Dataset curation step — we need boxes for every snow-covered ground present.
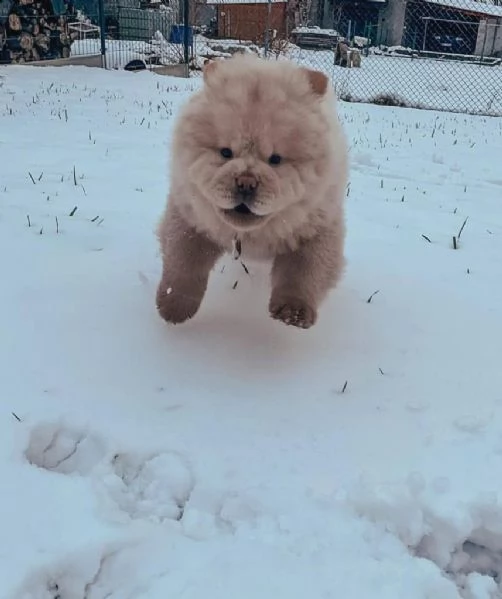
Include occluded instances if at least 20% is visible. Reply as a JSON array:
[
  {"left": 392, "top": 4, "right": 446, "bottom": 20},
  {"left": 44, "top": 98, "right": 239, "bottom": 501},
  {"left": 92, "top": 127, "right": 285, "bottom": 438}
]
[
  {"left": 71, "top": 34, "right": 186, "bottom": 70},
  {"left": 69, "top": 33, "right": 502, "bottom": 115},
  {"left": 1, "top": 64, "right": 502, "bottom": 599},
  {"left": 288, "top": 50, "right": 502, "bottom": 116}
]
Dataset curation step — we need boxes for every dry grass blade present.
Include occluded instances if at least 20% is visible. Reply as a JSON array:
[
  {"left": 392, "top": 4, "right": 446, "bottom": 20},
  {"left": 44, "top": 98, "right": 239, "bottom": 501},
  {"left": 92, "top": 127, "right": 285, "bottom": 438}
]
[
  {"left": 458, "top": 217, "right": 469, "bottom": 240},
  {"left": 367, "top": 290, "right": 380, "bottom": 304}
]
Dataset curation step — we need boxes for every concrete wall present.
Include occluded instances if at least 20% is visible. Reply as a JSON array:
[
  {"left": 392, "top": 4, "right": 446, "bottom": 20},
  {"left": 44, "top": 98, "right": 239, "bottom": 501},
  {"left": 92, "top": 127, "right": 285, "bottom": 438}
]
[
  {"left": 379, "top": 0, "right": 407, "bottom": 47},
  {"left": 29, "top": 54, "right": 104, "bottom": 67},
  {"left": 27, "top": 54, "right": 188, "bottom": 75}
]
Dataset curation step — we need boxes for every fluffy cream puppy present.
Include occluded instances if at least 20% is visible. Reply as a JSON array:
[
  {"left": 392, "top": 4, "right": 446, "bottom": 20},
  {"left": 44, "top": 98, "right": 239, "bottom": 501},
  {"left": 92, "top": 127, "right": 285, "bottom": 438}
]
[{"left": 156, "top": 54, "right": 348, "bottom": 329}]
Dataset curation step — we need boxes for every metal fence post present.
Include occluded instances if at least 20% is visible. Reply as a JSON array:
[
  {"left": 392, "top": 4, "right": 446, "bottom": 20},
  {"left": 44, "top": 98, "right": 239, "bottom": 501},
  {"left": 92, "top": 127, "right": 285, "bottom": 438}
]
[
  {"left": 183, "top": 0, "right": 190, "bottom": 76},
  {"left": 98, "top": 0, "right": 107, "bottom": 68},
  {"left": 264, "top": 0, "right": 271, "bottom": 58}
]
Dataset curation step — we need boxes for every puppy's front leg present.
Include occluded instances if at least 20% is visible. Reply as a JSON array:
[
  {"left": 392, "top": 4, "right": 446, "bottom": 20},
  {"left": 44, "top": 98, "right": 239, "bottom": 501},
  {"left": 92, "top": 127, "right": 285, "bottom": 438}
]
[
  {"left": 156, "top": 204, "right": 223, "bottom": 324},
  {"left": 269, "top": 223, "right": 345, "bottom": 329}
]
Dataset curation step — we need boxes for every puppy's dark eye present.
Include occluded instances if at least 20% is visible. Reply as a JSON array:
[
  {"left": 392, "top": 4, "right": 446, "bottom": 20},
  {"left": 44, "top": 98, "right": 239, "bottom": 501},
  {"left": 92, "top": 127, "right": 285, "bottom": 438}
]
[
  {"left": 220, "top": 148, "right": 233, "bottom": 159},
  {"left": 268, "top": 154, "right": 282, "bottom": 166}
]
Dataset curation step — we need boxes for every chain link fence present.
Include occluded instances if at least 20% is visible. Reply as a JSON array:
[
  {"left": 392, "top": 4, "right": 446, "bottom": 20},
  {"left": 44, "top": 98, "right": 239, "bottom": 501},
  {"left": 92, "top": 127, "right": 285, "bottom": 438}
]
[
  {"left": 0, "top": 0, "right": 190, "bottom": 71},
  {"left": 318, "top": 0, "right": 502, "bottom": 115},
  {"left": 1, "top": 0, "right": 501, "bottom": 115},
  {"left": 189, "top": 0, "right": 502, "bottom": 116}
]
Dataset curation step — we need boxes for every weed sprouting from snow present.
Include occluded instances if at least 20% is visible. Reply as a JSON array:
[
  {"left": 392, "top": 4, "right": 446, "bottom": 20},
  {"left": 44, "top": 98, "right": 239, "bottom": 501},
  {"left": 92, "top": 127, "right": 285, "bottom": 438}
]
[
  {"left": 452, "top": 217, "right": 469, "bottom": 250},
  {"left": 366, "top": 290, "right": 380, "bottom": 304},
  {"left": 458, "top": 217, "right": 469, "bottom": 240}
]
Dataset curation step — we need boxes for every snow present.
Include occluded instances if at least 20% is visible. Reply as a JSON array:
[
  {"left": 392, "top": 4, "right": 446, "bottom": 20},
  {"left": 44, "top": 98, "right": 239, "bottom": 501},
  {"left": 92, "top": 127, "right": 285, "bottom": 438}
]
[
  {"left": 291, "top": 26, "right": 341, "bottom": 36},
  {"left": 68, "top": 31, "right": 502, "bottom": 115},
  {"left": 71, "top": 34, "right": 186, "bottom": 70},
  {"left": 425, "top": 0, "right": 502, "bottom": 18},
  {"left": 286, "top": 50, "right": 502, "bottom": 115},
  {"left": 206, "top": 0, "right": 285, "bottom": 4},
  {"left": 1, "top": 63, "right": 502, "bottom": 599}
]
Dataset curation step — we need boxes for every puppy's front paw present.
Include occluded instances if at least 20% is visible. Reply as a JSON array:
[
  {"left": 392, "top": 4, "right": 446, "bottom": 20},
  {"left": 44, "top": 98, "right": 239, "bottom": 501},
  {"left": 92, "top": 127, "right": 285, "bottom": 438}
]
[
  {"left": 156, "top": 284, "right": 203, "bottom": 325},
  {"left": 269, "top": 297, "right": 317, "bottom": 329}
]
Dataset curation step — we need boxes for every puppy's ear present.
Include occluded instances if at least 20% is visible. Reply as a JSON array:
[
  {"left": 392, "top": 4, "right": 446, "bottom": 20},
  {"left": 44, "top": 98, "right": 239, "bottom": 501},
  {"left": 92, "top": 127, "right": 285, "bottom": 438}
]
[
  {"left": 302, "top": 68, "right": 329, "bottom": 97},
  {"left": 203, "top": 59, "right": 219, "bottom": 83}
]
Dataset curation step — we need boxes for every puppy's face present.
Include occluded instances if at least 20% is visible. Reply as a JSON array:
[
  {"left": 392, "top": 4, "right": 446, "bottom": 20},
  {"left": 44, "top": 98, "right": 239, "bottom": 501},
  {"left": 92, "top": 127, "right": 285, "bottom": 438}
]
[{"left": 177, "top": 57, "right": 334, "bottom": 231}]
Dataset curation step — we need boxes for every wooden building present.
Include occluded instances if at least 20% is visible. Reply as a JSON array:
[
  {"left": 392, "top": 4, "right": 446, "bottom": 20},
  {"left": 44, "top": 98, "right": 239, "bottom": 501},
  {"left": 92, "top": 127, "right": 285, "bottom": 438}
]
[{"left": 206, "top": 0, "right": 287, "bottom": 42}]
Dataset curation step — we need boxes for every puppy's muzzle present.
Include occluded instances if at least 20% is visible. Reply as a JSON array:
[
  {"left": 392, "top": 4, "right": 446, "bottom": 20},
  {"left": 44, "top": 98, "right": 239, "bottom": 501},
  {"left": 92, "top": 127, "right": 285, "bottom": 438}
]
[{"left": 235, "top": 174, "right": 259, "bottom": 205}]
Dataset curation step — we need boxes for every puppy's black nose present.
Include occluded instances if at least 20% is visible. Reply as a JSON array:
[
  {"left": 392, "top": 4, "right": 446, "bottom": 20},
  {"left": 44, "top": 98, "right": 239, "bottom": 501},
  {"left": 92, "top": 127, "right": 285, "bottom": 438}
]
[{"left": 235, "top": 174, "right": 258, "bottom": 198}]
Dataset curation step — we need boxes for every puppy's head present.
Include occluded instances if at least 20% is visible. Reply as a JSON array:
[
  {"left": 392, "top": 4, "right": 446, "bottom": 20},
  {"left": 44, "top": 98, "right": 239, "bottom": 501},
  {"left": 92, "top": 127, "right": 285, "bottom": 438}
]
[{"left": 176, "top": 55, "right": 336, "bottom": 231}]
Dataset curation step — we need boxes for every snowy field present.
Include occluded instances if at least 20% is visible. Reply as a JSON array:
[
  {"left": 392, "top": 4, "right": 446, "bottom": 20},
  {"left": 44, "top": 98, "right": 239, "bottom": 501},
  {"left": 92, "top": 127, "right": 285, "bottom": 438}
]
[
  {"left": 289, "top": 50, "right": 502, "bottom": 116},
  {"left": 1, "top": 64, "right": 502, "bottom": 599},
  {"left": 69, "top": 34, "right": 502, "bottom": 115}
]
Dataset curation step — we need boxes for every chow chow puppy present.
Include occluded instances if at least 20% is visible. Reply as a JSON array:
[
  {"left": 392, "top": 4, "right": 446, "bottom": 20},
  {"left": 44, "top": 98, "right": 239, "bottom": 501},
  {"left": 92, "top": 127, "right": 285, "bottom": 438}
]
[{"left": 156, "top": 54, "right": 348, "bottom": 329}]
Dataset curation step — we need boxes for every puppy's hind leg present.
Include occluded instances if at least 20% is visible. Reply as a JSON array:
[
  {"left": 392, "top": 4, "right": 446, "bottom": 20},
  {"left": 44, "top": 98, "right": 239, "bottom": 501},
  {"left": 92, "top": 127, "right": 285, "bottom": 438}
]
[
  {"left": 269, "top": 221, "right": 345, "bottom": 329},
  {"left": 156, "top": 203, "right": 223, "bottom": 325}
]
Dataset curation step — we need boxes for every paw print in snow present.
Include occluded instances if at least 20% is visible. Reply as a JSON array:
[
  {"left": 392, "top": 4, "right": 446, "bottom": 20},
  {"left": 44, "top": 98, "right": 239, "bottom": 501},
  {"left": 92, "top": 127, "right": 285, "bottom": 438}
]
[
  {"left": 105, "top": 451, "right": 194, "bottom": 522},
  {"left": 24, "top": 422, "right": 105, "bottom": 475}
]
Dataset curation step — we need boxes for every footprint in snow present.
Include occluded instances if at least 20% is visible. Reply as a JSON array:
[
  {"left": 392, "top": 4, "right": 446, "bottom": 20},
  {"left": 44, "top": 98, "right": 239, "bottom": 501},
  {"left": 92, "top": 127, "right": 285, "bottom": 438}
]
[
  {"left": 24, "top": 422, "right": 104, "bottom": 475},
  {"left": 103, "top": 451, "right": 194, "bottom": 523},
  {"left": 24, "top": 422, "right": 194, "bottom": 524}
]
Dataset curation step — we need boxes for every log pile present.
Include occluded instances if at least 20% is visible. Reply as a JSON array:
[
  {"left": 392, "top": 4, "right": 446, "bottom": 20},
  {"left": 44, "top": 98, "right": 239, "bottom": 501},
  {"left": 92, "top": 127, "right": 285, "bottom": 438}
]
[{"left": 1, "top": 0, "right": 78, "bottom": 64}]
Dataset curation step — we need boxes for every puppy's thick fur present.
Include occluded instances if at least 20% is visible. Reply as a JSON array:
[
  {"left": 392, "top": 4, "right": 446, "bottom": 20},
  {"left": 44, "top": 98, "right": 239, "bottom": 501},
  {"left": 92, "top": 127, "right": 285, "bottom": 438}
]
[{"left": 156, "top": 55, "right": 348, "bottom": 329}]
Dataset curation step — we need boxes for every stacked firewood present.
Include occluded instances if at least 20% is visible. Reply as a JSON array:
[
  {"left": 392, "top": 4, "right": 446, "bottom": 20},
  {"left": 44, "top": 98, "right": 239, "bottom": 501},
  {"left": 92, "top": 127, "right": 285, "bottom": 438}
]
[{"left": 1, "top": 0, "right": 77, "bottom": 64}]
